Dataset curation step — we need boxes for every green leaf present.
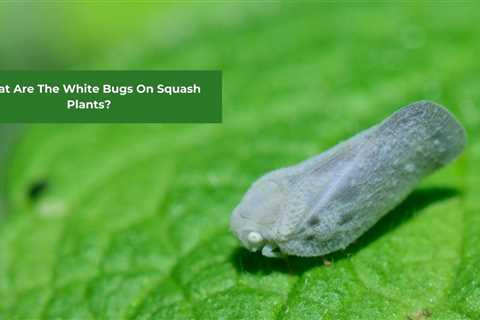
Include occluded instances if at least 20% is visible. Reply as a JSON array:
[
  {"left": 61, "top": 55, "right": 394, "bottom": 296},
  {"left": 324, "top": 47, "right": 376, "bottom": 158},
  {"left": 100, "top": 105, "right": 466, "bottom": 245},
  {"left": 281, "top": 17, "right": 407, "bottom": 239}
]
[{"left": 1, "top": 4, "right": 480, "bottom": 320}]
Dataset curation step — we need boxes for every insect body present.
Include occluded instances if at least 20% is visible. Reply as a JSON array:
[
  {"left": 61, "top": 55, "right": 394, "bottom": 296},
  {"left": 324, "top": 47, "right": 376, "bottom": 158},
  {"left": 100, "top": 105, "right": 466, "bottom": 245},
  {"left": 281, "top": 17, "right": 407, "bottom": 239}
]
[{"left": 230, "top": 101, "right": 466, "bottom": 257}]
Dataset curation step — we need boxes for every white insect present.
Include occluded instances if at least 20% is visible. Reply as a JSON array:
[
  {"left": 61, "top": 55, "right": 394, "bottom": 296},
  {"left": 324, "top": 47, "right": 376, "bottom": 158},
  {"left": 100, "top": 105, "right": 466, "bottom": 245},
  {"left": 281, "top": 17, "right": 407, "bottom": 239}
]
[{"left": 230, "top": 101, "right": 466, "bottom": 257}]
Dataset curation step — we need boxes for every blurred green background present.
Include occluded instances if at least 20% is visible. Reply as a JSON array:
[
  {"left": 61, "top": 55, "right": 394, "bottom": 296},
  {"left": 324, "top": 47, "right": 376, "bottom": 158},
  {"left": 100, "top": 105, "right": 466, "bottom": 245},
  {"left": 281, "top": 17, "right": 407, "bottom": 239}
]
[{"left": 0, "top": 3, "right": 479, "bottom": 319}]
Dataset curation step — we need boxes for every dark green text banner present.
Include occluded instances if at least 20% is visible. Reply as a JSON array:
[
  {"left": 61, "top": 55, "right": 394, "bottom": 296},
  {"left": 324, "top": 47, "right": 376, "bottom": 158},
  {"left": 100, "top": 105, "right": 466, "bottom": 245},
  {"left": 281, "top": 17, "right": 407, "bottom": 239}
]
[{"left": 0, "top": 71, "right": 222, "bottom": 123}]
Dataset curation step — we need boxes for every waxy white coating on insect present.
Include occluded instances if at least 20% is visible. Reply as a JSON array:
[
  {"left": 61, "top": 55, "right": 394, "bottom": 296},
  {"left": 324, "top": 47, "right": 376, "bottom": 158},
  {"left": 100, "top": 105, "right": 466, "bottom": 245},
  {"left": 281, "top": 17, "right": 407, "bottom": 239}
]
[{"left": 230, "top": 101, "right": 466, "bottom": 258}]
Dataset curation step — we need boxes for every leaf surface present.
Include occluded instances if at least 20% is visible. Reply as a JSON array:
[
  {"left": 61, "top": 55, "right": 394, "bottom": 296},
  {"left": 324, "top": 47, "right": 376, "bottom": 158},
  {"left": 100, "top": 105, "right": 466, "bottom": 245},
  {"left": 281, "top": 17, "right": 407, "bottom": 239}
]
[{"left": 1, "top": 4, "right": 479, "bottom": 320}]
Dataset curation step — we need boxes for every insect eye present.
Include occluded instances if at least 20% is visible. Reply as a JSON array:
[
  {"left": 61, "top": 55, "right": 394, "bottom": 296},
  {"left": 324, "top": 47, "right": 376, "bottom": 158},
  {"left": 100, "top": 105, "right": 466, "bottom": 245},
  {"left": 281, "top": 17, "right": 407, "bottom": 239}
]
[{"left": 247, "top": 231, "right": 263, "bottom": 244}]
